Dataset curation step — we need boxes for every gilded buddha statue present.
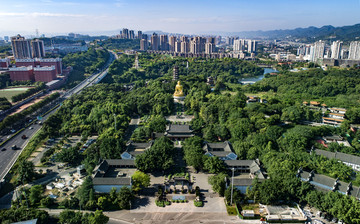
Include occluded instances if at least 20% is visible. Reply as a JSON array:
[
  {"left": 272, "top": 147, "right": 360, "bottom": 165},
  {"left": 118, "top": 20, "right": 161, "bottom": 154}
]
[{"left": 173, "top": 81, "right": 185, "bottom": 101}]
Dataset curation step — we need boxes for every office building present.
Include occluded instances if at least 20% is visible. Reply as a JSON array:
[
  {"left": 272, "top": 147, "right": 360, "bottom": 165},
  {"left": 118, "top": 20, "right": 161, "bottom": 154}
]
[
  {"left": 160, "top": 35, "right": 169, "bottom": 51},
  {"left": 31, "top": 39, "right": 45, "bottom": 58},
  {"left": 4, "top": 36, "right": 9, "bottom": 42},
  {"left": 140, "top": 39, "right": 148, "bottom": 51},
  {"left": 122, "top": 28, "right": 129, "bottom": 39},
  {"left": 137, "top": 31, "right": 142, "bottom": 39},
  {"left": 129, "top": 30, "right": 135, "bottom": 39},
  {"left": 180, "top": 36, "right": 188, "bottom": 42},
  {"left": 11, "top": 35, "right": 32, "bottom": 59},
  {"left": 349, "top": 41, "right": 360, "bottom": 60},
  {"left": 151, "top": 33, "right": 159, "bottom": 51},
  {"left": 169, "top": 36, "right": 176, "bottom": 52},
  {"left": 247, "top": 40, "right": 257, "bottom": 53}
]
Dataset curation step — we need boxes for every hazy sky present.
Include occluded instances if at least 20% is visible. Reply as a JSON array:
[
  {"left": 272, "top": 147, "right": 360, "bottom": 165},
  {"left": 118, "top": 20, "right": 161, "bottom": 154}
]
[{"left": 0, "top": 0, "right": 360, "bottom": 36}]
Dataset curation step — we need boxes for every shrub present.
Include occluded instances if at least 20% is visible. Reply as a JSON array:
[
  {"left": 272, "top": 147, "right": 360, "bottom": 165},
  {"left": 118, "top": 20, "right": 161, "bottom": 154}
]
[
  {"left": 155, "top": 200, "right": 165, "bottom": 207},
  {"left": 164, "top": 201, "right": 171, "bottom": 205},
  {"left": 194, "top": 200, "right": 203, "bottom": 207}
]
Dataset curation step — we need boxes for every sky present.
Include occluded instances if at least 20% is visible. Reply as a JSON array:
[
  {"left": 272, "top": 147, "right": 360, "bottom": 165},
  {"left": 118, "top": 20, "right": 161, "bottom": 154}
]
[{"left": 0, "top": 0, "right": 360, "bottom": 36}]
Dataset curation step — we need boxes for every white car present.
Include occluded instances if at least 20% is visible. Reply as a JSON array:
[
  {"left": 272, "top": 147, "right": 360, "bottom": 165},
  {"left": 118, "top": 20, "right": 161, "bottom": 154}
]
[{"left": 29, "top": 127, "right": 34, "bottom": 130}]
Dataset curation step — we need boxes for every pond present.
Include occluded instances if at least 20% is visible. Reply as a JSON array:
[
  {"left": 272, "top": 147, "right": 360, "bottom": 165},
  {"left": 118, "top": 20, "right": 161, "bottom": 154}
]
[{"left": 239, "top": 68, "right": 278, "bottom": 84}]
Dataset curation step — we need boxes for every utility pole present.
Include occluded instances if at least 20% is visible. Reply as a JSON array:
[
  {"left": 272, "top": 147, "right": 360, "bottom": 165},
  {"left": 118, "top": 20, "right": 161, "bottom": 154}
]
[
  {"left": 113, "top": 114, "right": 117, "bottom": 131},
  {"left": 230, "top": 167, "right": 234, "bottom": 205}
]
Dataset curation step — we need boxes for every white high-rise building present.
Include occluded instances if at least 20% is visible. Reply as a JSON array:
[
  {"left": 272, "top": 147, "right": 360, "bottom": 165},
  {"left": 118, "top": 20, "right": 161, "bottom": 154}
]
[
  {"left": 312, "top": 40, "right": 325, "bottom": 62},
  {"left": 330, "top": 41, "right": 343, "bottom": 59},
  {"left": 348, "top": 41, "right": 360, "bottom": 60},
  {"left": 247, "top": 40, "right": 257, "bottom": 53},
  {"left": 233, "top": 39, "right": 245, "bottom": 52}
]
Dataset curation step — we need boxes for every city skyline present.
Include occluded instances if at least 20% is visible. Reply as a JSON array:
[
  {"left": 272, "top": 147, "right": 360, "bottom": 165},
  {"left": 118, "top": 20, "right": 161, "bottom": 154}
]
[{"left": 0, "top": 0, "right": 360, "bottom": 36}]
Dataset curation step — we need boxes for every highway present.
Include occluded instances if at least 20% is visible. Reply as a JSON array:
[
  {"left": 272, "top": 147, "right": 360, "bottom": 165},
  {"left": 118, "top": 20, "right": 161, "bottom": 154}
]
[{"left": 0, "top": 50, "right": 117, "bottom": 182}]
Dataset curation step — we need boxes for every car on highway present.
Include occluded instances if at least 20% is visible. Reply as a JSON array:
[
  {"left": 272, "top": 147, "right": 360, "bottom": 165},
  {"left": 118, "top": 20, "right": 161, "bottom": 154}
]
[
  {"left": 1, "top": 148, "right": 6, "bottom": 151},
  {"left": 29, "top": 127, "right": 33, "bottom": 130},
  {"left": 10, "top": 129, "right": 16, "bottom": 133}
]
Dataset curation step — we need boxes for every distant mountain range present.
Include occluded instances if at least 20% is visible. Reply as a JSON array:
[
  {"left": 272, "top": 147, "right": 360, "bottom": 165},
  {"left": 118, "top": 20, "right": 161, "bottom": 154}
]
[{"left": 212, "top": 24, "right": 360, "bottom": 42}]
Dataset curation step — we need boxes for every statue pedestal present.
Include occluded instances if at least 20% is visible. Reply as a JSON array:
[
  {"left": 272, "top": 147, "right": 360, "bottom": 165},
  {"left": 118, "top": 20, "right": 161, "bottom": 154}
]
[{"left": 173, "top": 95, "right": 185, "bottom": 102}]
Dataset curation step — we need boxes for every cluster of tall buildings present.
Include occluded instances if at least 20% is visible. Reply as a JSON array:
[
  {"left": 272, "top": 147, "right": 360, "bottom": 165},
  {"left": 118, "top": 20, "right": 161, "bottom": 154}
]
[
  {"left": 120, "top": 28, "right": 146, "bottom": 40},
  {"left": 1, "top": 34, "right": 64, "bottom": 84},
  {"left": 141, "top": 33, "right": 217, "bottom": 54},
  {"left": 11, "top": 34, "right": 45, "bottom": 59},
  {"left": 233, "top": 39, "right": 257, "bottom": 53},
  {"left": 297, "top": 40, "right": 360, "bottom": 62}
]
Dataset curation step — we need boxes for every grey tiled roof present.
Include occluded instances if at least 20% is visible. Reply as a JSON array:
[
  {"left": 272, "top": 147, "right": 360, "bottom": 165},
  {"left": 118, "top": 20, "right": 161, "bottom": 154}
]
[
  {"left": 166, "top": 124, "right": 193, "bottom": 133},
  {"left": 315, "top": 149, "right": 360, "bottom": 166},
  {"left": 93, "top": 177, "right": 131, "bottom": 185}
]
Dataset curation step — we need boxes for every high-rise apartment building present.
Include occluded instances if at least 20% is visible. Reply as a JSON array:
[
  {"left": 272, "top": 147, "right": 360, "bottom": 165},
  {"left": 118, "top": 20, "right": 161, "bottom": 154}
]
[
  {"left": 233, "top": 39, "right": 245, "bottom": 52},
  {"left": 247, "top": 40, "right": 257, "bottom": 53},
  {"left": 312, "top": 40, "right": 325, "bottom": 61},
  {"left": 208, "top": 37, "right": 216, "bottom": 45},
  {"left": 160, "top": 35, "right": 169, "bottom": 51},
  {"left": 140, "top": 39, "right": 148, "bottom": 51},
  {"left": 349, "top": 41, "right": 360, "bottom": 60},
  {"left": 175, "top": 41, "right": 181, "bottom": 53},
  {"left": 330, "top": 41, "right": 343, "bottom": 59},
  {"left": 151, "top": 33, "right": 159, "bottom": 51},
  {"left": 122, "top": 28, "right": 129, "bottom": 39},
  {"left": 31, "top": 39, "right": 45, "bottom": 58},
  {"left": 142, "top": 34, "right": 148, "bottom": 41},
  {"left": 205, "top": 43, "right": 214, "bottom": 54},
  {"left": 11, "top": 35, "right": 32, "bottom": 59},
  {"left": 169, "top": 36, "right": 176, "bottom": 52},
  {"left": 226, "top": 37, "right": 235, "bottom": 45},
  {"left": 181, "top": 41, "right": 189, "bottom": 53},
  {"left": 129, "top": 30, "right": 135, "bottom": 39},
  {"left": 137, "top": 31, "right": 143, "bottom": 39}
]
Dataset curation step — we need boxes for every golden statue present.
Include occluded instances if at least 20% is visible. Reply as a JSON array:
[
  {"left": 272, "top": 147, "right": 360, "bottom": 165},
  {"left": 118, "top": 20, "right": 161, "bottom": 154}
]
[{"left": 173, "top": 81, "right": 185, "bottom": 100}]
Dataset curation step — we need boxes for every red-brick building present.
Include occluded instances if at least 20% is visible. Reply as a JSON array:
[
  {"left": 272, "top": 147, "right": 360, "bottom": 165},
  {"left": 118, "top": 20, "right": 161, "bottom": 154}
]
[
  {"left": 9, "top": 66, "right": 34, "bottom": 81},
  {"left": 39, "top": 58, "right": 62, "bottom": 75},
  {"left": 15, "top": 58, "right": 62, "bottom": 75},
  {"left": 0, "top": 58, "right": 10, "bottom": 69},
  {"left": 34, "top": 66, "right": 57, "bottom": 82},
  {"left": 15, "top": 58, "right": 36, "bottom": 67}
]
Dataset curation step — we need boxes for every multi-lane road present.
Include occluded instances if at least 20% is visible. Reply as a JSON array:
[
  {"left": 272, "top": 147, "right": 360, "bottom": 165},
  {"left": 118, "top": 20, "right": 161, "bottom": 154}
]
[{"left": 0, "top": 50, "right": 117, "bottom": 182}]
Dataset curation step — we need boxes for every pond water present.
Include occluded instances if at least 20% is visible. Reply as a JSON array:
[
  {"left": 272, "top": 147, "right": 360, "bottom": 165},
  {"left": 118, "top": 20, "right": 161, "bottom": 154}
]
[{"left": 239, "top": 68, "right": 278, "bottom": 84}]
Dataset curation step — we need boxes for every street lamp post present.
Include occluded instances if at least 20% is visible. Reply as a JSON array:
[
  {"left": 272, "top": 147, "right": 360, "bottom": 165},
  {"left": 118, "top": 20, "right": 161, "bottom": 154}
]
[
  {"left": 113, "top": 114, "right": 117, "bottom": 131},
  {"left": 230, "top": 167, "right": 235, "bottom": 205}
]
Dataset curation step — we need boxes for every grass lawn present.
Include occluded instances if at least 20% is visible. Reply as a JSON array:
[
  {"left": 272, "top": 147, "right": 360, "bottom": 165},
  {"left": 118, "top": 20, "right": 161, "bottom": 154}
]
[
  {"left": 0, "top": 87, "right": 33, "bottom": 101},
  {"left": 226, "top": 205, "right": 238, "bottom": 216}
]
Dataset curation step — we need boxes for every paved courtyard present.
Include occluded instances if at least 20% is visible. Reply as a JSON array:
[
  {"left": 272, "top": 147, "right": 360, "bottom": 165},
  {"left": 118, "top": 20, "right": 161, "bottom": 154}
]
[{"left": 131, "top": 196, "right": 226, "bottom": 213}]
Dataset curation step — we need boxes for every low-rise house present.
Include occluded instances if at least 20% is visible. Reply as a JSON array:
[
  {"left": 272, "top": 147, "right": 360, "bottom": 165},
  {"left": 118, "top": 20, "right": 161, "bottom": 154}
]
[
  {"left": 297, "top": 169, "right": 360, "bottom": 199},
  {"left": 121, "top": 141, "right": 153, "bottom": 160},
  {"left": 164, "top": 124, "right": 194, "bottom": 141},
  {"left": 329, "top": 107, "right": 347, "bottom": 114},
  {"left": 225, "top": 159, "right": 266, "bottom": 194},
  {"left": 247, "top": 96, "right": 260, "bottom": 103},
  {"left": 322, "top": 117, "right": 344, "bottom": 126},
  {"left": 203, "top": 141, "right": 237, "bottom": 160},
  {"left": 314, "top": 149, "right": 360, "bottom": 172},
  {"left": 92, "top": 159, "right": 135, "bottom": 193}
]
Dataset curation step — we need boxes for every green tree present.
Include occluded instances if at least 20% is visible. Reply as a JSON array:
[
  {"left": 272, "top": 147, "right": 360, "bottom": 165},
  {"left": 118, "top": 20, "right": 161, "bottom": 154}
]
[
  {"left": 132, "top": 171, "right": 150, "bottom": 192},
  {"left": 29, "top": 185, "right": 43, "bottom": 205},
  {"left": 18, "top": 161, "right": 35, "bottom": 183},
  {"left": 203, "top": 156, "right": 226, "bottom": 174},
  {"left": 87, "top": 210, "right": 109, "bottom": 224},
  {"left": 118, "top": 186, "right": 133, "bottom": 209},
  {"left": 77, "top": 176, "right": 93, "bottom": 207},
  {"left": 58, "top": 210, "right": 83, "bottom": 224},
  {"left": 208, "top": 173, "right": 228, "bottom": 196}
]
